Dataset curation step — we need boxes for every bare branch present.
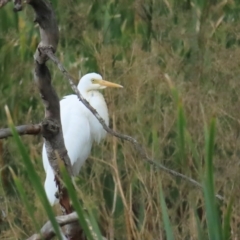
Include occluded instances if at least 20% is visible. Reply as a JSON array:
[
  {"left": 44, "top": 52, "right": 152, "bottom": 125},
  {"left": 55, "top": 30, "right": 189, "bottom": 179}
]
[
  {"left": 27, "top": 212, "right": 78, "bottom": 240},
  {"left": 28, "top": 0, "right": 73, "bottom": 188},
  {"left": 44, "top": 49, "right": 224, "bottom": 201},
  {"left": 0, "top": 124, "right": 41, "bottom": 139},
  {"left": 26, "top": 0, "right": 82, "bottom": 239},
  {"left": 34, "top": 62, "right": 73, "bottom": 178},
  {"left": 0, "top": 44, "right": 224, "bottom": 202},
  {"left": 28, "top": 211, "right": 107, "bottom": 240},
  {"left": 0, "top": 0, "right": 10, "bottom": 9},
  {"left": 28, "top": 0, "right": 59, "bottom": 63}
]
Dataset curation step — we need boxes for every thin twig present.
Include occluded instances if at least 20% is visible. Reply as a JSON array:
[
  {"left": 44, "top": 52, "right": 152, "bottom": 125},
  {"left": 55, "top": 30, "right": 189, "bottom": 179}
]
[
  {"left": 0, "top": 124, "right": 41, "bottom": 139},
  {"left": 0, "top": 47, "right": 224, "bottom": 201},
  {"left": 43, "top": 48, "right": 224, "bottom": 201}
]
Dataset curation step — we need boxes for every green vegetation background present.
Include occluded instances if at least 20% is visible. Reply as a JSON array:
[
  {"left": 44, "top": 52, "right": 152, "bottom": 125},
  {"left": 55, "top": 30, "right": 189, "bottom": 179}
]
[{"left": 0, "top": 0, "right": 240, "bottom": 239}]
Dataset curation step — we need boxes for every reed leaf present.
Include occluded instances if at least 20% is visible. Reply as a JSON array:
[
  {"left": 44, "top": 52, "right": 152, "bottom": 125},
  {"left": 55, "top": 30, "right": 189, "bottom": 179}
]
[{"left": 5, "top": 106, "right": 63, "bottom": 240}]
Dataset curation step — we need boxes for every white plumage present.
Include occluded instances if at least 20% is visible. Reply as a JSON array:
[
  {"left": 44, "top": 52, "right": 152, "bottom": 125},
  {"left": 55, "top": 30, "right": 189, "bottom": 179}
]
[{"left": 42, "top": 73, "right": 123, "bottom": 205}]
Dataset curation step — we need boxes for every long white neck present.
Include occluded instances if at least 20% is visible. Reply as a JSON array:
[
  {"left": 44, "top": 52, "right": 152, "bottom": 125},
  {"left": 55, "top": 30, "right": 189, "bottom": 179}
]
[
  {"left": 77, "top": 80, "right": 109, "bottom": 143},
  {"left": 87, "top": 91, "right": 109, "bottom": 143},
  {"left": 77, "top": 85, "right": 90, "bottom": 100}
]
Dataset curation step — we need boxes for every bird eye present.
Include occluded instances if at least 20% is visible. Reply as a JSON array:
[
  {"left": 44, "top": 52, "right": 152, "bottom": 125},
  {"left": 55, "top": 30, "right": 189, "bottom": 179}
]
[{"left": 91, "top": 79, "right": 95, "bottom": 83}]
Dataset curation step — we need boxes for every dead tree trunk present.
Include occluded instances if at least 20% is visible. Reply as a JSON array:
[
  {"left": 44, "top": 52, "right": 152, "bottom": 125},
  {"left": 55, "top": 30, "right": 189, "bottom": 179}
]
[{"left": 13, "top": 0, "right": 85, "bottom": 239}]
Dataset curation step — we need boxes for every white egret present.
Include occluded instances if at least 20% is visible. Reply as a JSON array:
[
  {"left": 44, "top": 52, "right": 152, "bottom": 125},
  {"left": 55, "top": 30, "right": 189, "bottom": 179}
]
[{"left": 42, "top": 73, "right": 123, "bottom": 205}]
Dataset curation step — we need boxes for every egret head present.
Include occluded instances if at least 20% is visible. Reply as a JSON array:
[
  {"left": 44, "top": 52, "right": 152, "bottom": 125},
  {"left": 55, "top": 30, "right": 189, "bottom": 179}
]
[{"left": 78, "top": 73, "right": 123, "bottom": 92}]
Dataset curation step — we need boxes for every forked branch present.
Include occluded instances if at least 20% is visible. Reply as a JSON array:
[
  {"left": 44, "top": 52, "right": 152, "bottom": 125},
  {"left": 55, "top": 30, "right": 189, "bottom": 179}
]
[
  {"left": 27, "top": 212, "right": 78, "bottom": 240},
  {"left": 0, "top": 55, "right": 224, "bottom": 203},
  {"left": 0, "top": 0, "right": 225, "bottom": 239},
  {"left": 13, "top": 0, "right": 82, "bottom": 239}
]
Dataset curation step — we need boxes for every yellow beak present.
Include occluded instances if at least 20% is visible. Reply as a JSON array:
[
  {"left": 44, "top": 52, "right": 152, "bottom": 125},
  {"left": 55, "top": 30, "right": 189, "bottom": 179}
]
[{"left": 94, "top": 79, "right": 123, "bottom": 88}]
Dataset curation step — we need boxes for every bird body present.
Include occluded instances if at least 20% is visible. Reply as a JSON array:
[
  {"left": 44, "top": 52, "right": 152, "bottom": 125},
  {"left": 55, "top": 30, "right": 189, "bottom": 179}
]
[{"left": 42, "top": 73, "right": 122, "bottom": 205}]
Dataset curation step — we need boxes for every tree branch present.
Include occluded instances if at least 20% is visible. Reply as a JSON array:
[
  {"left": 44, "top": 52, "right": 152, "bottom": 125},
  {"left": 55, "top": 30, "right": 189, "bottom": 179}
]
[
  {"left": 0, "top": 45, "right": 224, "bottom": 201},
  {"left": 0, "top": 0, "right": 10, "bottom": 9},
  {"left": 0, "top": 124, "right": 41, "bottom": 139},
  {"left": 27, "top": 211, "right": 107, "bottom": 240},
  {"left": 0, "top": 120, "right": 223, "bottom": 201},
  {"left": 44, "top": 49, "right": 224, "bottom": 201},
  {"left": 24, "top": 0, "right": 81, "bottom": 239},
  {"left": 27, "top": 212, "right": 78, "bottom": 240}
]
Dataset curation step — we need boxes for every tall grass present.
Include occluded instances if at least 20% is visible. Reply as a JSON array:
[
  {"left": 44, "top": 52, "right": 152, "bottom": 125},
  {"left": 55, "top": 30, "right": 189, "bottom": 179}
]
[
  {"left": 5, "top": 106, "right": 63, "bottom": 240},
  {"left": 0, "top": 0, "right": 240, "bottom": 239}
]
